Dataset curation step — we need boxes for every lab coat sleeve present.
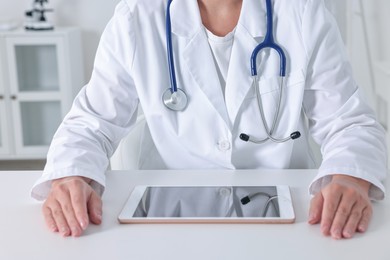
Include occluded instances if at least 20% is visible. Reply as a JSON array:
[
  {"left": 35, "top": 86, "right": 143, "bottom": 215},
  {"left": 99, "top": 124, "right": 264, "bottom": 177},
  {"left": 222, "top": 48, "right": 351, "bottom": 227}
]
[
  {"left": 31, "top": 1, "right": 138, "bottom": 200},
  {"left": 301, "top": 0, "right": 387, "bottom": 200}
]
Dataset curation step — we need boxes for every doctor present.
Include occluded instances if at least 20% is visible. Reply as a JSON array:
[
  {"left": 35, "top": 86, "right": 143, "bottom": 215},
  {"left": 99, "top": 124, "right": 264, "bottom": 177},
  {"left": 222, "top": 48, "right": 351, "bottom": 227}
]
[{"left": 31, "top": 0, "right": 387, "bottom": 239}]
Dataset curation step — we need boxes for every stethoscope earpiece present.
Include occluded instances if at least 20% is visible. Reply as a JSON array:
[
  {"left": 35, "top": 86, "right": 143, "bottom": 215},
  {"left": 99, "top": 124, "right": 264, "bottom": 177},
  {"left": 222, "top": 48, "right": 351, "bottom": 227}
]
[
  {"left": 290, "top": 131, "right": 301, "bottom": 140},
  {"left": 240, "top": 131, "right": 301, "bottom": 144}
]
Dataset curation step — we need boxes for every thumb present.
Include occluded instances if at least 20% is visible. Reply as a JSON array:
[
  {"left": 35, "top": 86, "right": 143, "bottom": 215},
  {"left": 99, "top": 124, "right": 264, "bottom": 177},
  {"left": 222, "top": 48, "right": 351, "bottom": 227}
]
[
  {"left": 308, "top": 192, "right": 324, "bottom": 225},
  {"left": 87, "top": 191, "right": 103, "bottom": 225}
]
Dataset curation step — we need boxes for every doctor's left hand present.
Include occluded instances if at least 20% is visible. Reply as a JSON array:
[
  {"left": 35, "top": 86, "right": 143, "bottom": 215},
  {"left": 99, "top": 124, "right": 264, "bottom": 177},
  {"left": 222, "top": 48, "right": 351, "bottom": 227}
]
[
  {"left": 308, "top": 174, "right": 372, "bottom": 240},
  {"left": 42, "top": 176, "right": 102, "bottom": 237}
]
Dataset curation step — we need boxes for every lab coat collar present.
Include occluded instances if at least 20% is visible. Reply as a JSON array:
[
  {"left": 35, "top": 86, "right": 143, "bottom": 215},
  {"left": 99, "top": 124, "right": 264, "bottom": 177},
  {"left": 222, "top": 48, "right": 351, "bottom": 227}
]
[
  {"left": 238, "top": 0, "right": 267, "bottom": 39},
  {"left": 171, "top": 0, "right": 266, "bottom": 39},
  {"left": 181, "top": 24, "right": 231, "bottom": 128},
  {"left": 170, "top": 0, "right": 202, "bottom": 38}
]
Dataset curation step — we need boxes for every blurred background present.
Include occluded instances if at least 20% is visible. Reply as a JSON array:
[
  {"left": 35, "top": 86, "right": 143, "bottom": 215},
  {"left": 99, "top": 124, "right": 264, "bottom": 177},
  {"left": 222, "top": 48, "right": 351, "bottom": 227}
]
[{"left": 0, "top": 0, "right": 388, "bottom": 170}]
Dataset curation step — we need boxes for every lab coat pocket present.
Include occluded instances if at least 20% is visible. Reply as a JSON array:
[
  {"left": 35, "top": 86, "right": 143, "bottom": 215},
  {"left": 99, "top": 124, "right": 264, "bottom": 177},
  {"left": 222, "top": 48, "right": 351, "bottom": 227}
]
[{"left": 244, "top": 69, "right": 306, "bottom": 138}]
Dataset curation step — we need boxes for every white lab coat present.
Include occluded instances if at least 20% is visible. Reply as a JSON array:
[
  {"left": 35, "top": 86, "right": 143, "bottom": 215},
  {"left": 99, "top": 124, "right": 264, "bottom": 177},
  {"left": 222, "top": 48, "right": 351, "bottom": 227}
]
[{"left": 31, "top": 0, "right": 387, "bottom": 200}]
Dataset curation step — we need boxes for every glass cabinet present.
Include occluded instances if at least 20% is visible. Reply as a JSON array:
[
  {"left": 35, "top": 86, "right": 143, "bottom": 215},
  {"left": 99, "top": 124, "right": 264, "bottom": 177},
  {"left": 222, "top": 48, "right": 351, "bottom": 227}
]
[{"left": 0, "top": 28, "right": 84, "bottom": 159}]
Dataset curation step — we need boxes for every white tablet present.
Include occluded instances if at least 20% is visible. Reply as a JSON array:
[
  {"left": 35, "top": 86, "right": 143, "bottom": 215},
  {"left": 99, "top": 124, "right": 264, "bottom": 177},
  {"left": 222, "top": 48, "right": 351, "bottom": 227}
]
[{"left": 118, "top": 185, "right": 295, "bottom": 224}]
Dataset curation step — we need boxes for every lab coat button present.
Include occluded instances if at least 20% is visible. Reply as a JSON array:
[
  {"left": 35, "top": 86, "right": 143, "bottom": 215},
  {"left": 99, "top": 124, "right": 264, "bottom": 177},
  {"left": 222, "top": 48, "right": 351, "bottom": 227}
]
[
  {"left": 219, "top": 188, "right": 231, "bottom": 197},
  {"left": 218, "top": 140, "right": 231, "bottom": 151}
]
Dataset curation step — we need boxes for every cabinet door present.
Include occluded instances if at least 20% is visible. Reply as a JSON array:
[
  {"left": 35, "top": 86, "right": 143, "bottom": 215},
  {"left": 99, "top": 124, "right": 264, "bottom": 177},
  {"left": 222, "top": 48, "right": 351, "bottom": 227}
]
[
  {"left": 0, "top": 92, "right": 11, "bottom": 155},
  {"left": 0, "top": 42, "right": 11, "bottom": 155},
  {"left": 6, "top": 36, "right": 67, "bottom": 155}
]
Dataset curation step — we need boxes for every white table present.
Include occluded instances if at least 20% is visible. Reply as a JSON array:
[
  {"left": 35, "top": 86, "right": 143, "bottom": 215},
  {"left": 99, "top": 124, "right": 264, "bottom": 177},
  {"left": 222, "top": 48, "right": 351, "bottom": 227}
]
[{"left": 0, "top": 170, "right": 389, "bottom": 260}]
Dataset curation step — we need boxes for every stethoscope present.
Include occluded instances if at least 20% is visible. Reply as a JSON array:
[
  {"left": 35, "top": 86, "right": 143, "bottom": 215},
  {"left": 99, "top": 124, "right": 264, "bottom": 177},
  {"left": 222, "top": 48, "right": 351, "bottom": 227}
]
[
  {"left": 163, "top": 0, "right": 300, "bottom": 143},
  {"left": 162, "top": 0, "right": 188, "bottom": 111},
  {"left": 241, "top": 192, "right": 280, "bottom": 217}
]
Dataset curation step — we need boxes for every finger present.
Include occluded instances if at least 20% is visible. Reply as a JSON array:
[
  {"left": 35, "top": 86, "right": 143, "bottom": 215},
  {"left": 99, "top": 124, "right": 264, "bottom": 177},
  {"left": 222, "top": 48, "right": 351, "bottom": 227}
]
[
  {"left": 321, "top": 189, "right": 342, "bottom": 236},
  {"left": 70, "top": 187, "right": 89, "bottom": 230},
  {"left": 57, "top": 191, "right": 83, "bottom": 237},
  {"left": 330, "top": 196, "right": 356, "bottom": 239},
  {"left": 308, "top": 192, "right": 324, "bottom": 224},
  {"left": 87, "top": 191, "right": 103, "bottom": 225},
  {"left": 50, "top": 201, "right": 71, "bottom": 237},
  {"left": 42, "top": 202, "right": 59, "bottom": 232},
  {"left": 357, "top": 206, "right": 373, "bottom": 233},
  {"left": 342, "top": 203, "right": 365, "bottom": 239}
]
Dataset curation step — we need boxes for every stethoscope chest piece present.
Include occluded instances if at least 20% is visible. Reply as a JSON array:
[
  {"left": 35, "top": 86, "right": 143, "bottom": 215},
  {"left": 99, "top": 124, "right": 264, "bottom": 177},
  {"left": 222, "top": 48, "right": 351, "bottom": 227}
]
[{"left": 162, "top": 88, "right": 188, "bottom": 111}]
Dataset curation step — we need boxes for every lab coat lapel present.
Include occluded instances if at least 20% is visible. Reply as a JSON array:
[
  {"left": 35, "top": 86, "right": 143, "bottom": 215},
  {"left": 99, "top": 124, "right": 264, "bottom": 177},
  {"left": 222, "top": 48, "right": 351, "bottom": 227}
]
[
  {"left": 225, "top": 0, "right": 267, "bottom": 125},
  {"left": 171, "top": 0, "right": 231, "bottom": 127}
]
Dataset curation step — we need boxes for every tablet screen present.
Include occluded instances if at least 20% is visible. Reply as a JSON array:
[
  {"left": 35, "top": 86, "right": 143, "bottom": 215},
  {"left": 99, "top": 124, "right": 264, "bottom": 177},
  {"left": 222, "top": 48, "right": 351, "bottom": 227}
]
[
  {"left": 133, "top": 186, "right": 279, "bottom": 218},
  {"left": 118, "top": 185, "right": 295, "bottom": 223}
]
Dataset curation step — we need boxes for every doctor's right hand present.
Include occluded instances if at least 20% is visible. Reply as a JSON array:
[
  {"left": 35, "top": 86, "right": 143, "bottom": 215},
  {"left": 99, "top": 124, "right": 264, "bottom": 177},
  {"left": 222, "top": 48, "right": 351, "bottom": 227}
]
[{"left": 42, "top": 176, "right": 102, "bottom": 237}]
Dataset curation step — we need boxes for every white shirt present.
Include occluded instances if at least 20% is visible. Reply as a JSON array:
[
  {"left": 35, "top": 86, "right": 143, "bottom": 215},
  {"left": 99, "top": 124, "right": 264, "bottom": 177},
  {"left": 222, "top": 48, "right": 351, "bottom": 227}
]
[{"left": 205, "top": 28, "right": 235, "bottom": 97}]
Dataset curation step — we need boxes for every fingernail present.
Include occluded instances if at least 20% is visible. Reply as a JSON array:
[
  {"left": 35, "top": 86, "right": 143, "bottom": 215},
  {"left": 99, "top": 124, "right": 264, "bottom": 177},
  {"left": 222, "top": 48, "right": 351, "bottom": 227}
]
[
  {"left": 308, "top": 213, "right": 316, "bottom": 222},
  {"left": 332, "top": 229, "right": 341, "bottom": 240},
  {"left": 358, "top": 225, "right": 366, "bottom": 233},
  {"left": 51, "top": 225, "right": 58, "bottom": 232},
  {"left": 321, "top": 225, "right": 330, "bottom": 235},
  {"left": 321, "top": 225, "right": 328, "bottom": 232},
  {"left": 61, "top": 227, "right": 69, "bottom": 236},
  {"left": 71, "top": 227, "right": 81, "bottom": 237},
  {"left": 343, "top": 230, "right": 352, "bottom": 238},
  {"left": 80, "top": 220, "right": 87, "bottom": 230}
]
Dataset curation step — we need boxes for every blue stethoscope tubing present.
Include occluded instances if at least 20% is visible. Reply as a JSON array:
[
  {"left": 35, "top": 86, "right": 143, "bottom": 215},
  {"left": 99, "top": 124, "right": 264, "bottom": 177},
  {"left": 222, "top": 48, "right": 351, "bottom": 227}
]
[
  {"left": 163, "top": 0, "right": 300, "bottom": 143},
  {"left": 250, "top": 0, "right": 286, "bottom": 77},
  {"left": 241, "top": 0, "right": 300, "bottom": 143},
  {"left": 162, "top": 0, "right": 188, "bottom": 111}
]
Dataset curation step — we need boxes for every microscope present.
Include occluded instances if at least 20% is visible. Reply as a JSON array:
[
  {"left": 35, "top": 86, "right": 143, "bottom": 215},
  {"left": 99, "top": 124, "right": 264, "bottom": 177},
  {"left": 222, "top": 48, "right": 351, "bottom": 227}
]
[{"left": 25, "top": 0, "right": 54, "bottom": 30}]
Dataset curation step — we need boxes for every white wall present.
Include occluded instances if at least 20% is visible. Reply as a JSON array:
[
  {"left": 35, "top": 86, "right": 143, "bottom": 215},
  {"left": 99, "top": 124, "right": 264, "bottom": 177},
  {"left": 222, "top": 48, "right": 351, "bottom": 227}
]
[
  {"left": 0, "top": 0, "right": 120, "bottom": 81},
  {"left": 346, "top": 0, "right": 389, "bottom": 109}
]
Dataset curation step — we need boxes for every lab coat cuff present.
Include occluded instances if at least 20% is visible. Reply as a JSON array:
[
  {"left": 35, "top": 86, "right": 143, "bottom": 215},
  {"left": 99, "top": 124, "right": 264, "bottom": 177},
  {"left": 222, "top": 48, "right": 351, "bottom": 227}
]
[
  {"left": 30, "top": 168, "right": 106, "bottom": 201},
  {"left": 309, "top": 167, "right": 386, "bottom": 201}
]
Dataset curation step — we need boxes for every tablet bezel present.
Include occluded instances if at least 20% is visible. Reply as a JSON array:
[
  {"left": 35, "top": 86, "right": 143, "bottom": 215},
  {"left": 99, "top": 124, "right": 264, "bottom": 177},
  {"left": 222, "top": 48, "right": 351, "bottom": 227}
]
[{"left": 118, "top": 185, "right": 295, "bottom": 224}]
